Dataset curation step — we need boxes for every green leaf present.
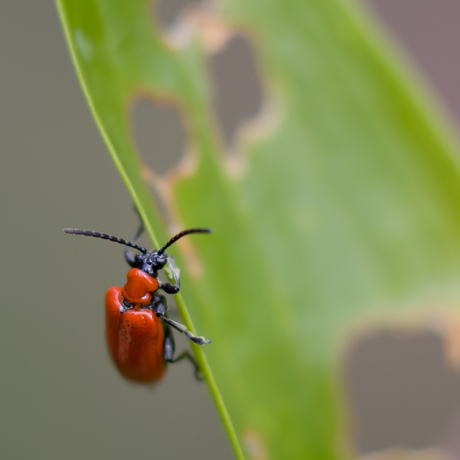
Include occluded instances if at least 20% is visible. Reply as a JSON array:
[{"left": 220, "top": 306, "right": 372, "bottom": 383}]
[{"left": 56, "top": 0, "right": 460, "bottom": 458}]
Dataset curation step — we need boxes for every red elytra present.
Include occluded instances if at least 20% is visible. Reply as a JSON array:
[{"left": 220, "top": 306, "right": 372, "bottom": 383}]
[
  {"left": 106, "top": 282, "right": 165, "bottom": 382},
  {"left": 64, "top": 222, "right": 212, "bottom": 383}
]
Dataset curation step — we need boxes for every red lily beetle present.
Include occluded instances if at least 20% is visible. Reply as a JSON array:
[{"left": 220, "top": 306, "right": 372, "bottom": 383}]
[{"left": 64, "top": 215, "right": 212, "bottom": 383}]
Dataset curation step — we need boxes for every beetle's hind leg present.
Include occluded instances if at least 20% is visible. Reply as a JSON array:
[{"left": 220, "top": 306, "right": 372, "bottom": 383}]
[{"left": 163, "top": 326, "right": 203, "bottom": 381}]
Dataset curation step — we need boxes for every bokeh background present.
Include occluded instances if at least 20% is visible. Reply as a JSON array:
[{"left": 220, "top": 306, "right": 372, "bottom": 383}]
[{"left": 2, "top": 0, "right": 460, "bottom": 459}]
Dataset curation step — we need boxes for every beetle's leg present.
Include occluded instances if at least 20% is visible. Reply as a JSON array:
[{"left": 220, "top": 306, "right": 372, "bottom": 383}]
[
  {"left": 159, "top": 315, "right": 211, "bottom": 346},
  {"left": 171, "top": 352, "right": 203, "bottom": 381},
  {"left": 163, "top": 326, "right": 203, "bottom": 381},
  {"left": 152, "top": 295, "right": 167, "bottom": 315},
  {"left": 151, "top": 295, "right": 186, "bottom": 319},
  {"left": 160, "top": 254, "right": 181, "bottom": 294},
  {"left": 160, "top": 280, "right": 180, "bottom": 294},
  {"left": 124, "top": 211, "right": 145, "bottom": 267},
  {"left": 152, "top": 300, "right": 211, "bottom": 346}
]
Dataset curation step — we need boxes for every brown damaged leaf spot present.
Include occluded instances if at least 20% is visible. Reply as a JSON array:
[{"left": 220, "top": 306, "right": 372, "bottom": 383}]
[
  {"left": 433, "top": 312, "right": 460, "bottom": 369},
  {"left": 222, "top": 95, "right": 282, "bottom": 180},
  {"left": 183, "top": 6, "right": 234, "bottom": 54},
  {"left": 356, "top": 447, "right": 454, "bottom": 460},
  {"left": 155, "top": 1, "right": 233, "bottom": 53},
  {"left": 243, "top": 429, "right": 268, "bottom": 460}
]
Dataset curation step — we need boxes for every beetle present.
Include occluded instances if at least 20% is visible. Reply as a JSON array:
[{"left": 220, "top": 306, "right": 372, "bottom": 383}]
[{"left": 63, "top": 216, "right": 212, "bottom": 383}]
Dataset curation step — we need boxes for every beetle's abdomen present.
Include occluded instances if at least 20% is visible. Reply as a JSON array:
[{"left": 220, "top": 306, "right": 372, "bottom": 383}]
[
  {"left": 121, "top": 268, "right": 159, "bottom": 305},
  {"left": 105, "top": 287, "right": 165, "bottom": 383}
]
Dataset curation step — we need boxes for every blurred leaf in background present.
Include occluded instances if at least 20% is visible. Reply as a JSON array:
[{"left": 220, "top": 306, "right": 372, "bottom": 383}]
[{"left": 57, "top": 0, "right": 460, "bottom": 458}]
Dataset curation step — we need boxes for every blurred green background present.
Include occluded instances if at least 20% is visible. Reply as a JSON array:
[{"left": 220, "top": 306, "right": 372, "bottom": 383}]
[{"left": 2, "top": 1, "right": 460, "bottom": 459}]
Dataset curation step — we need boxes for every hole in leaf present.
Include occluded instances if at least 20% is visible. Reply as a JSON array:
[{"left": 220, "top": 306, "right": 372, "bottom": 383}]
[
  {"left": 155, "top": 0, "right": 203, "bottom": 30},
  {"left": 210, "top": 35, "right": 264, "bottom": 150},
  {"left": 131, "top": 98, "right": 187, "bottom": 176},
  {"left": 344, "top": 329, "right": 460, "bottom": 455}
]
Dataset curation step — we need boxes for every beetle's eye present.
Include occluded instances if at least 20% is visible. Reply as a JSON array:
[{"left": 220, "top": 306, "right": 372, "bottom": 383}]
[{"left": 157, "top": 255, "right": 166, "bottom": 265}]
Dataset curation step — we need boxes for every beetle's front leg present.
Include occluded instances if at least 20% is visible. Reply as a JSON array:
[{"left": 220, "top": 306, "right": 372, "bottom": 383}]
[
  {"left": 160, "top": 254, "right": 181, "bottom": 294},
  {"left": 160, "top": 280, "right": 180, "bottom": 294}
]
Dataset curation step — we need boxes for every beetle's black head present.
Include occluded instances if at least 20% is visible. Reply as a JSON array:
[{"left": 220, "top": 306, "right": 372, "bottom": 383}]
[{"left": 134, "top": 251, "right": 167, "bottom": 277}]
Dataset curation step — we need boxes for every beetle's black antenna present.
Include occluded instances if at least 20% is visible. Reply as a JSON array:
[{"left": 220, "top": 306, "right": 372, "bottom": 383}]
[
  {"left": 158, "top": 228, "right": 212, "bottom": 255},
  {"left": 63, "top": 228, "right": 148, "bottom": 254}
]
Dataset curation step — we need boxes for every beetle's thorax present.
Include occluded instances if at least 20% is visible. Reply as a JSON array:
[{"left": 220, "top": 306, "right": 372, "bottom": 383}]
[{"left": 121, "top": 268, "right": 159, "bottom": 305}]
